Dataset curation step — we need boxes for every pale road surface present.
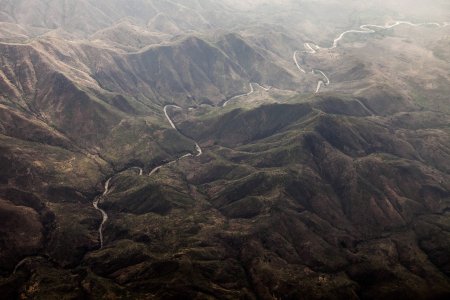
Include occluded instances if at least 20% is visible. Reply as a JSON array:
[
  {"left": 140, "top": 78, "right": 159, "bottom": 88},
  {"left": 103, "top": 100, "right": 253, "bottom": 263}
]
[
  {"left": 222, "top": 81, "right": 270, "bottom": 107},
  {"left": 195, "top": 143, "right": 203, "bottom": 156},
  {"left": 93, "top": 83, "right": 270, "bottom": 248},
  {"left": 294, "top": 20, "right": 449, "bottom": 93},
  {"left": 355, "top": 99, "right": 375, "bottom": 116},
  {"left": 223, "top": 83, "right": 254, "bottom": 107},
  {"left": 331, "top": 21, "right": 449, "bottom": 49},
  {"left": 93, "top": 177, "right": 111, "bottom": 248},
  {"left": 90, "top": 19, "right": 450, "bottom": 250},
  {"left": 294, "top": 49, "right": 330, "bottom": 93},
  {"left": 13, "top": 255, "right": 49, "bottom": 274},
  {"left": 252, "top": 82, "right": 270, "bottom": 91},
  {"left": 148, "top": 104, "right": 200, "bottom": 174},
  {"left": 129, "top": 167, "right": 143, "bottom": 175},
  {"left": 313, "top": 70, "right": 330, "bottom": 85},
  {"left": 315, "top": 80, "right": 324, "bottom": 94},
  {"left": 13, "top": 257, "right": 33, "bottom": 274},
  {"left": 293, "top": 51, "right": 306, "bottom": 73},
  {"left": 164, "top": 104, "right": 180, "bottom": 129},
  {"left": 17, "top": 18, "right": 450, "bottom": 270},
  {"left": 162, "top": 104, "right": 204, "bottom": 157},
  {"left": 313, "top": 69, "right": 330, "bottom": 93}
]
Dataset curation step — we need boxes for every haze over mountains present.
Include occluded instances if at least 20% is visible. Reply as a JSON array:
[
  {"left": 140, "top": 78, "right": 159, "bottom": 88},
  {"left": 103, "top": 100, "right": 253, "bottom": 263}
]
[{"left": 1, "top": 0, "right": 450, "bottom": 299}]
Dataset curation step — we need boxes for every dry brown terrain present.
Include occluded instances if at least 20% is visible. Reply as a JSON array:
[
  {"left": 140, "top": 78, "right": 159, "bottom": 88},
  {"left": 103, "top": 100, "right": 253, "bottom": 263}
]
[{"left": 0, "top": 1, "right": 449, "bottom": 299}]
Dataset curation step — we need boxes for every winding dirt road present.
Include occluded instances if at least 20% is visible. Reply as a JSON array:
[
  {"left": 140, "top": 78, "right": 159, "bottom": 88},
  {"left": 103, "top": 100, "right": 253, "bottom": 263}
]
[
  {"left": 294, "top": 47, "right": 330, "bottom": 93},
  {"left": 331, "top": 21, "right": 449, "bottom": 49},
  {"left": 222, "top": 82, "right": 271, "bottom": 107},
  {"left": 93, "top": 178, "right": 111, "bottom": 248},
  {"left": 294, "top": 20, "right": 449, "bottom": 93},
  {"left": 223, "top": 83, "right": 254, "bottom": 107},
  {"left": 93, "top": 80, "right": 271, "bottom": 247},
  {"left": 93, "top": 104, "right": 205, "bottom": 248},
  {"left": 92, "top": 19, "right": 447, "bottom": 248}
]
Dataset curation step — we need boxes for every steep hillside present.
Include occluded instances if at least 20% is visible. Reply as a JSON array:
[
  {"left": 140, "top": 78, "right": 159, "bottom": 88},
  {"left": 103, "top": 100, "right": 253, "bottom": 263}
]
[
  {"left": 1, "top": 0, "right": 450, "bottom": 299},
  {"left": 4, "top": 94, "right": 449, "bottom": 299}
]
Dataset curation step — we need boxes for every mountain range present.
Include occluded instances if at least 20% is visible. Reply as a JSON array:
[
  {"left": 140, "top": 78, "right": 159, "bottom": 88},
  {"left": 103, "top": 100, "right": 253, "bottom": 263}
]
[{"left": 1, "top": 0, "right": 450, "bottom": 299}]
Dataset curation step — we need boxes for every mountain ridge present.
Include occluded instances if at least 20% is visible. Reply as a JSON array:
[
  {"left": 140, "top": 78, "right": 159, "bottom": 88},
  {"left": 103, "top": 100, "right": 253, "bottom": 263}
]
[{"left": 1, "top": 0, "right": 450, "bottom": 299}]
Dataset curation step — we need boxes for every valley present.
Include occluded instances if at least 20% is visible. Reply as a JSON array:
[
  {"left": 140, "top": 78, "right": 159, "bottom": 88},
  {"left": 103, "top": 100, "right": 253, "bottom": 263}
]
[
  {"left": 293, "top": 20, "right": 449, "bottom": 93},
  {"left": 93, "top": 103, "right": 204, "bottom": 249},
  {"left": 0, "top": 0, "right": 450, "bottom": 299}
]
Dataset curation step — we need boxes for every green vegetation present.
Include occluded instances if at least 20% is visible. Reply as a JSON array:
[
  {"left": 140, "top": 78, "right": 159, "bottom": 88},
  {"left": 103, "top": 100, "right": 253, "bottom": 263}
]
[{"left": 1, "top": 1, "right": 450, "bottom": 298}]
